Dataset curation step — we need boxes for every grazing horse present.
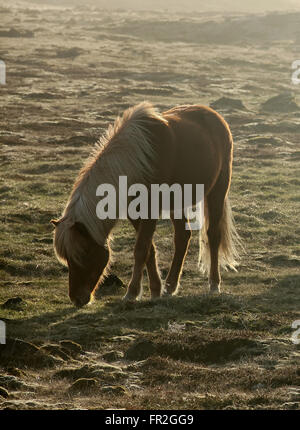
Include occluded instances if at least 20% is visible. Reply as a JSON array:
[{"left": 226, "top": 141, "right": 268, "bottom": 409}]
[{"left": 51, "top": 102, "right": 241, "bottom": 308}]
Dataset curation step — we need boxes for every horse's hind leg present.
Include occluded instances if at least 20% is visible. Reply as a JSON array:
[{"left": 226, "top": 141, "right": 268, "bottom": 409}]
[
  {"left": 164, "top": 217, "right": 191, "bottom": 296},
  {"left": 146, "top": 243, "right": 162, "bottom": 299},
  {"left": 206, "top": 167, "right": 230, "bottom": 293},
  {"left": 123, "top": 219, "right": 159, "bottom": 301}
]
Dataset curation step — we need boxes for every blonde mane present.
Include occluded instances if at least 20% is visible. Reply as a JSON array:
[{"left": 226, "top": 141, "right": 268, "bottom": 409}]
[{"left": 53, "top": 101, "right": 168, "bottom": 265}]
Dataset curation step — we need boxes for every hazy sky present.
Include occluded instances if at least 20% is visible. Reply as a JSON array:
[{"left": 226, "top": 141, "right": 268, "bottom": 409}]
[{"left": 20, "top": 0, "right": 300, "bottom": 12}]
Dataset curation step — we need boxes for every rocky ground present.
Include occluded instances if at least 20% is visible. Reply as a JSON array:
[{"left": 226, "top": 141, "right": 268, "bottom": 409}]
[{"left": 0, "top": 1, "right": 299, "bottom": 410}]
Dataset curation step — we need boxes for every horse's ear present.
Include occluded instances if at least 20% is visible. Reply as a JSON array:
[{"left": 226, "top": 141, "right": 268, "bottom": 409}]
[{"left": 50, "top": 219, "right": 60, "bottom": 227}]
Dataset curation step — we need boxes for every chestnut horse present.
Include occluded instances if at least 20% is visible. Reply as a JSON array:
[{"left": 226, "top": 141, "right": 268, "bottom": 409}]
[{"left": 51, "top": 102, "right": 241, "bottom": 308}]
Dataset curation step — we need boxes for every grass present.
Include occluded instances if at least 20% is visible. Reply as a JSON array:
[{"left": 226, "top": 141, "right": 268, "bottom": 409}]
[{"left": 0, "top": 3, "right": 299, "bottom": 410}]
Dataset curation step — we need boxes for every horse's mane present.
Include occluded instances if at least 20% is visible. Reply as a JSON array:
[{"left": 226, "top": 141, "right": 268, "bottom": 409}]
[{"left": 53, "top": 101, "right": 168, "bottom": 265}]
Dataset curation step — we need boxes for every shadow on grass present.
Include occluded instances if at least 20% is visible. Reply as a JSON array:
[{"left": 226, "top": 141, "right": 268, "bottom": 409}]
[
  {"left": 4, "top": 273, "right": 299, "bottom": 351},
  {"left": 6, "top": 293, "right": 244, "bottom": 347},
  {"left": 247, "top": 273, "right": 300, "bottom": 313}
]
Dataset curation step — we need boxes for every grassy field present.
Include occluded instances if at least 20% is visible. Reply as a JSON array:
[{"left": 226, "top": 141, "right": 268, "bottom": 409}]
[{"left": 0, "top": 2, "right": 299, "bottom": 409}]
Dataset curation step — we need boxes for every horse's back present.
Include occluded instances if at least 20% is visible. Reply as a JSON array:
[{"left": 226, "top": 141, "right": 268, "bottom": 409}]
[
  {"left": 163, "top": 104, "right": 232, "bottom": 149},
  {"left": 161, "top": 104, "right": 233, "bottom": 193}
]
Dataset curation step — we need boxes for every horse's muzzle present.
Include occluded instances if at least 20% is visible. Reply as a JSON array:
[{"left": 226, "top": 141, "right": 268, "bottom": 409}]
[{"left": 70, "top": 294, "right": 91, "bottom": 308}]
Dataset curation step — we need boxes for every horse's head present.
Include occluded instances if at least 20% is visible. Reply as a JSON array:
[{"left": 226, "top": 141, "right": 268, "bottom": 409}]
[{"left": 51, "top": 219, "right": 109, "bottom": 308}]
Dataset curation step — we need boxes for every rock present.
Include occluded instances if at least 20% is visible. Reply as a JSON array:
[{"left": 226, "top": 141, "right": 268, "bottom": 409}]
[
  {"left": 94, "top": 274, "right": 125, "bottom": 298},
  {"left": 260, "top": 93, "right": 299, "bottom": 113},
  {"left": 68, "top": 378, "right": 98, "bottom": 394},
  {"left": 210, "top": 97, "right": 247, "bottom": 112}
]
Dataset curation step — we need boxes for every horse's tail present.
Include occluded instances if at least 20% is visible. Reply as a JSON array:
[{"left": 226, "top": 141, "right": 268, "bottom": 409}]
[{"left": 198, "top": 196, "right": 242, "bottom": 274}]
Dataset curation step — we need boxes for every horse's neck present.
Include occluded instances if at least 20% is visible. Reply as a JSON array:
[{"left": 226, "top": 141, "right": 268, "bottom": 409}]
[{"left": 72, "top": 145, "right": 147, "bottom": 245}]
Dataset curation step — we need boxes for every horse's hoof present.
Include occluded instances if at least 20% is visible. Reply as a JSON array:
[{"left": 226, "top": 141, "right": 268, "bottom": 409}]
[
  {"left": 209, "top": 282, "right": 221, "bottom": 294},
  {"left": 162, "top": 289, "right": 172, "bottom": 297},
  {"left": 122, "top": 294, "right": 137, "bottom": 303},
  {"left": 209, "top": 289, "right": 220, "bottom": 295}
]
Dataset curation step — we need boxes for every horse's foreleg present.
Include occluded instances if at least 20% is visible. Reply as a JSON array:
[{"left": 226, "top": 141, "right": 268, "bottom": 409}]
[
  {"left": 164, "top": 218, "right": 191, "bottom": 296},
  {"left": 128, "top": 219, "right": 162, "bottom": 299},
  {"left": 123, "top": 219, "right": 157, "bottom": 301}
]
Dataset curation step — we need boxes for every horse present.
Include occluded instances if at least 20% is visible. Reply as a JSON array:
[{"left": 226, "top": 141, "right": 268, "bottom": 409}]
[{"left": 51, "top": 102, "right": 241, "bottom": 308}]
